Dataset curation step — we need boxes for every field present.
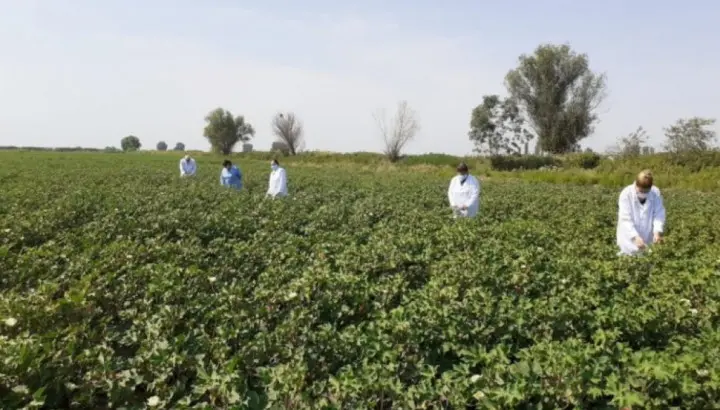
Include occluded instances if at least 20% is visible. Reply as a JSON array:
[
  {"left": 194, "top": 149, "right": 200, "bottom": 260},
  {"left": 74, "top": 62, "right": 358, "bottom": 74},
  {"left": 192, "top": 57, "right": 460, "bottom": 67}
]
[{"left": 2, "top": 151, "right": 720, "bottom": 409}]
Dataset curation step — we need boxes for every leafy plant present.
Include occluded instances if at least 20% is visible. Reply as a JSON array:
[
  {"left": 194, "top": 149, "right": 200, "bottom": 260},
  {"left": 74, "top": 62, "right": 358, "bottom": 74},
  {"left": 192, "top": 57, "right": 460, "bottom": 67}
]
[{"left": 2, "top": 151, "right": 720, "bottom": 408}]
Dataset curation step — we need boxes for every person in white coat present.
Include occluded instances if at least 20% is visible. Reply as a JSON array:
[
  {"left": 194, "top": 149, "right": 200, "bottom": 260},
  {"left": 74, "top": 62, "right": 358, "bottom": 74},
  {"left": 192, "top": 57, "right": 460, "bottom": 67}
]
[
  {"left": 179, "top": 154, "right": 197, "bottom": 177},
  {"left": 447, "top": 162, "right": 481, "bottom": 218},
  {"left": 616, "top": 169, "right": 666, "bottom": 256},
  {"left": 266, "top": 159, "right": 288, "bottom": 198}
]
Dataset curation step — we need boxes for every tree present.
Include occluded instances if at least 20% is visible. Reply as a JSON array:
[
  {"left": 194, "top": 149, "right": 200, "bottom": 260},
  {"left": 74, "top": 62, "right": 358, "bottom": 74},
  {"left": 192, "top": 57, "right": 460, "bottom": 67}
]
[
  {"left": 373, "top": 100, "right": 420, "bottom": 162},
  {"left": 156, "top": 141, "right": 168, "bottom": 151},
  {"left": 271, "top": 112, "right": 304, "bottom": 155},
  {"left": 663, "top": 117, "right": 717, "bottom": 153},
  {"left": 617, "top": 126, "right": 649, "bottom": 157},
  {"left": 121, "top": 135, "right": 141, "bottom": 152},
  {"left": 203, "top": 108, "right": 255, "bottom": 155},
  {"left": 173, "top": 142, "right": 185, "bottom": 151},
  {"left": 468, "top": 95, "right": 532, "bottom": 155},
  {"left": 505, "top": 43, "right": 607, "bottom": 154},
  {"left": 641, "top": 146, "right": 655, "bottom": 155}
]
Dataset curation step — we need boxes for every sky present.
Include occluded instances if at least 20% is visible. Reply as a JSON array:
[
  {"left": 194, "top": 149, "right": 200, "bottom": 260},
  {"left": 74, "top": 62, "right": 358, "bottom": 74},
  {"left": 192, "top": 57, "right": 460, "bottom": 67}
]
[{"left": 0, "top": 0, "right": 718, "bottom": 156}]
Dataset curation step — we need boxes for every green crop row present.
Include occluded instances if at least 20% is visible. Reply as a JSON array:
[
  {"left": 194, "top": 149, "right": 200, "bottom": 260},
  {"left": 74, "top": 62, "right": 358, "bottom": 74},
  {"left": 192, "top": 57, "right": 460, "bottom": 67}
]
[{"left": 2, "top": 152, "right": 720, "bottom": 409}]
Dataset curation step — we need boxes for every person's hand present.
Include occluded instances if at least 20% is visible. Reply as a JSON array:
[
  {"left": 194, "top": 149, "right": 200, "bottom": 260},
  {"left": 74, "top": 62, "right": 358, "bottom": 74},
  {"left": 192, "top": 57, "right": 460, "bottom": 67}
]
[
  {"left": 633, "top": 236, "right": 646, "bottom": 249},
  {"left": 460, "top": 205, "right": 468, "bottom": 210},
  {"left": 653, "top": 232, "right": 663, "bottom": 244}
]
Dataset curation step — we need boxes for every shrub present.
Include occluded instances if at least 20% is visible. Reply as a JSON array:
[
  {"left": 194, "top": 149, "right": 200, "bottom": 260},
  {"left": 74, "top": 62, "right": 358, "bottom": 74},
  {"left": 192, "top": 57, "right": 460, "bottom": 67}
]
[
  {"left": 490, "top": 155, "right": 559, "bottom": 171},
  {"left": 563, "top": 152, "right": 601, "bottom": 169}
]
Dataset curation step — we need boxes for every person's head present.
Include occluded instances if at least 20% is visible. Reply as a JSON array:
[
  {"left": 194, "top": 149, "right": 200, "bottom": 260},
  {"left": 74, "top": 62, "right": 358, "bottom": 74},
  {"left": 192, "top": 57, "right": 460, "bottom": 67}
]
[
  {"left": 456, "top": 162, "right": 469, "bottom": 176},
  {"left": 635, "top": 169, "right": 653, "bottom": 198},
  {"left": 184, "top": 154, "right": 190, "bottom": 160},
  {"left": 222, "top": 160, "right": 232, "bottom": 170},
  {"left": 271, "top": 159, "right": 279, "bottom": 170}
]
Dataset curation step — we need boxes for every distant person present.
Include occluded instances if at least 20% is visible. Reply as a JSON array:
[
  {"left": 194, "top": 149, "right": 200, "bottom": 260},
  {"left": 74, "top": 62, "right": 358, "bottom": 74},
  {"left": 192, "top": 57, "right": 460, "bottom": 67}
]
[
  {"left": 266, "top": 159, "right": 288, "bottom": 198},
  {"left": 616, "top": 169, "right": 666, "bottom": 256},
  {"left": 220, "top": 160, "right": 242, "bottom": 190},
  {"left": 447, "top": 162, "right": 481, "bottom": 218},
  {"left": 179, "top": 154, "right": 197, "bottom": 177}
]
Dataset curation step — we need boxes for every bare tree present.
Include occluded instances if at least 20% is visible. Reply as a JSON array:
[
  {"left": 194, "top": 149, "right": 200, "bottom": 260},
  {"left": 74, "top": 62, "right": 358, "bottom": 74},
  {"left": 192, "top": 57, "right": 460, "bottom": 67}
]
[
  {"left": 617, "top": 126, "right": 649, "bottom": 157},
  {"left": 271, "top": 112, "right": 304, "bottom": 155},
  {"left": 373, "top": 100, "right": 420, "bottom": 162}
]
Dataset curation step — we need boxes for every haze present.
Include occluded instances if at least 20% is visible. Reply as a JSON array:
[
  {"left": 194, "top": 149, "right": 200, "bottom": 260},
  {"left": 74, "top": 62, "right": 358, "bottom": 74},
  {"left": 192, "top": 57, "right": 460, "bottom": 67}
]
[{"left": 1, "top": 0, "right": 718, "bottom": 155}]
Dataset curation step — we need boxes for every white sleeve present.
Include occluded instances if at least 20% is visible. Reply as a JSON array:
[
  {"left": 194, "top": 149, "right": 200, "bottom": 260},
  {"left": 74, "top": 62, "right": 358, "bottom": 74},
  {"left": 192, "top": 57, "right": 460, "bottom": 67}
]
[
  {"left": 465, "top": 178, "right": 480, "bottom": 208},
  {"left": 267, "top": 173, "right": 275, "bottom": 194},
  {"left": 618, "top": 191, "right": 639, "bottom": 239},
  {"left": 447, "top": 179, "right": 455, "bottom": 207},
  {"left": 179, "top": 160, "right": 185, "bottom": 173},
  {"left": 279, "top": 169, "right": 287, "bottom": 193},
  {"left": 653, "top": 194, "right": 666, "bottom": 233}
]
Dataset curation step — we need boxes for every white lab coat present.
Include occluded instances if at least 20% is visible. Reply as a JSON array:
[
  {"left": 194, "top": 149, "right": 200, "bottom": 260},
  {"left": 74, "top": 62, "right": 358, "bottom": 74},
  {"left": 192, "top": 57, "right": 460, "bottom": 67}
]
[
  {"left": 180, "top": 158, "right": 197, "bottom": 176},
  {"left": 616, "top": 184, "right": 666, "bottom": 255},
  {"left": 447, "top": 174, "right": 481, "bottom": 218},
  {"left": 267, "top": 167, "right": 288, "bottom": 198}
]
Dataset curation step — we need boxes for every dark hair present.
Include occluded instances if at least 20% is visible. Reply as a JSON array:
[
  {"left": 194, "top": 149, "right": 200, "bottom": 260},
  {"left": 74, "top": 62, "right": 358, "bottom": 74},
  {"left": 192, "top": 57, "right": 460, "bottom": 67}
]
[
  {"left": 456, "top": 162, "right": 469, "bottom": 173},
  {"left": 222, "top": 160, "right": 232, "bottom": 167},
  {"left": 271, "top": 159, "right": 279, "bottom": 165}
]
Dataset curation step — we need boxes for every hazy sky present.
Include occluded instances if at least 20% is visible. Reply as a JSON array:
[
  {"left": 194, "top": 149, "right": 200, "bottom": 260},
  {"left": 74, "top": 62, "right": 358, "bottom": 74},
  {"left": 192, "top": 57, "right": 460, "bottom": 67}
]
[{"left": 1, "top": 0, "right": 718, "bottom": 155}]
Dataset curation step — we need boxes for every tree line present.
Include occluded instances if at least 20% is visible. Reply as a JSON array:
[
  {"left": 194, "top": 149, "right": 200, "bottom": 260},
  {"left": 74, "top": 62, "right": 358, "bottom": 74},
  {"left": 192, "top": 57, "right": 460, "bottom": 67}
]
[
  {"left": 117, "top": 42, "right": 716, "bottom": 159},
  {"left": 468, "top": 43, "right": 717, "bottom": 158}
]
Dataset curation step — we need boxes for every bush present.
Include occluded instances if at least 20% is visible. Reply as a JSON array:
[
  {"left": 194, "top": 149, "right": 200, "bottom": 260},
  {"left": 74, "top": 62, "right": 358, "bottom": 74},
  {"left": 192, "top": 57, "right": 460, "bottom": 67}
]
[
  {"left": 667, "top": 151, "right": 720, "bottom": 172},
  {"left": 490, "top": 155, "right": 559, "bottom": 171},
  {"left": 563, "top": 152, "right": 601, "bottom": 169}
]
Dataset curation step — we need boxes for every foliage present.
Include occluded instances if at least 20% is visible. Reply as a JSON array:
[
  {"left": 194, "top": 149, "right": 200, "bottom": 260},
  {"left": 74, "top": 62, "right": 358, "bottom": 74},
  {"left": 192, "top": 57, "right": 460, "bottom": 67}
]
[
  {"left": 469, "top": 95, "right": 533, "bottom": 155},
  {"left": 562, "top": 152, "right": 601, "bottom": 169},
  {"left": 156, "top": 141, "right": 168, "bottom": 151},
  {"left": 663, "top": 117, "right": 717, "bottom": 154},
  {"left": 490, "top": 155, "right": 559, "bottom": 171},
  {"left": 120, "top": 135, "right": 141, "bottom": 152},
  {"left": 3, "top": 152, "right": 720, "bottom": 409},
  {"left": 617, "top": 126, "right": 649, "bottom": 157},
  {"left": 271, "top": 113, "right": 304, "bottom": 155},
  {"left": 203, "top": 108, "right": 256, "bottom": 155},
  {"left": 505, "top": 43, "right": 607, "bottom": 154},
  {"left": 373, "top": 101, "right": 420, "bottom": 162},
  {"left": 173, "top": 142, "right": 185, "bottom": 151}
]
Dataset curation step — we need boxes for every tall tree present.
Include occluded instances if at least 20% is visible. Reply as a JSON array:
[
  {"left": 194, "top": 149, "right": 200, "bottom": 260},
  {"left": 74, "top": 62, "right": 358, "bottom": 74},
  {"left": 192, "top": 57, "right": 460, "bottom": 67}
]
[
  {"left": 373, "top": 100, "right": 420, "bottom": 162},
  {"left": 505, "top": 43, "right": 607, "bottom": 154},
  {"left": 203, "top": 108, "right": 255, "bottom": 155},
  {"left": 156, "top": 141, "right": 168, "bottom": 151},
  {"left": 121, "top": 135, "right": 141, "bottom": 152},
  {"left": 271, "top": 112, "right": 304, "bottom": 155},
  {"left": 173, "top": 142, "right": 185, "bottom": 151},
  {"left": 663, "top": 117, "right": 717, "bottom": 153},
  {"left": 468, "top": 95, "right": 532, "bottom": 155}
]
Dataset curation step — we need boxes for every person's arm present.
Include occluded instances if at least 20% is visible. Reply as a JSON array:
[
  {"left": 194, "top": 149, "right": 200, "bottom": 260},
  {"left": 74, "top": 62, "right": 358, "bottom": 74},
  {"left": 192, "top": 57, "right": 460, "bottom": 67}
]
[
  {"left": 279, "top": 169, "right": 287, "bottom": 194},
  {"left": 447, "top": 179, "right": 456, "bottom": 207},
  {"left": 653, "top": 193, "right": 666, "bottom": 234},
  {"left": 219, "top": 171, "right": 224, "bottom": 186},
  {"left": 465, "top": 178, "right": 480, "bottom": 209},
  {"left": 618, "top": 191, "right": 640, "bottom": 239},
  {"left": 180, "top": 160, "right": 186, "bottom": 174},
  {"left": 267, "top": 172, "right": 277, "bottom": 196}
]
